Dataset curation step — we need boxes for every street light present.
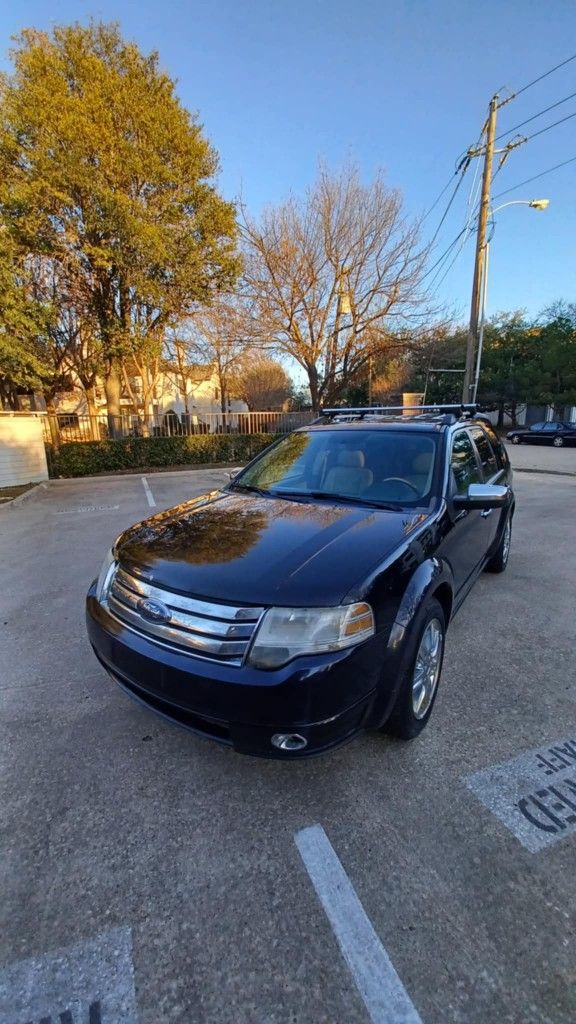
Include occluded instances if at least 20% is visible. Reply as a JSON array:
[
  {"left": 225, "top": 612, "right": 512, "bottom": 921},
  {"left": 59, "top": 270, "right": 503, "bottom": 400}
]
[{"left": 471, "top": 198, "right": 549, "bottom": 403}]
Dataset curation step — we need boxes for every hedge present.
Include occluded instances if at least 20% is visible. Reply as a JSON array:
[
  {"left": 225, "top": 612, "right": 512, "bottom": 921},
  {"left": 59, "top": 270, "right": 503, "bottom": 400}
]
[{"left": 46, "top": 433, "right": 277, "bottom": 478}]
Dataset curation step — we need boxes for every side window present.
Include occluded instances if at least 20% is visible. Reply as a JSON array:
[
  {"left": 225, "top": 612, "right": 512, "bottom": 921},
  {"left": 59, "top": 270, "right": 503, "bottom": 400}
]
[
  {"left": 542, "top": 422, "right": 558, "bottom": 432},
  {"left": 530, "top": 422, "right": 545, "bottom": 431},
  {"left": 450, "top": 431, "right": 481, "bottom": 494},
  {"left": 480, "top": 421, "right": 506, "bottom": 469},
  {"left": 470, "top": 426, "right": 498, "bottom": 480}
]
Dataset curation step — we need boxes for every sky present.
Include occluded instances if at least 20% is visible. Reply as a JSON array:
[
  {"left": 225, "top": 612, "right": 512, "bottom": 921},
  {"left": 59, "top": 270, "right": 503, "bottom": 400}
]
[{"left": 1, "top": 0, "right": 575, "bottom": 327}]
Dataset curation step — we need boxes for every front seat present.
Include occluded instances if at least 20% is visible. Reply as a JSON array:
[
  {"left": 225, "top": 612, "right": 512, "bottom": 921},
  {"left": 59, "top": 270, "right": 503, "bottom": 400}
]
[
  {"left": 323, "top": 450, "right": 373, "bottom": 495},
  {"left": 409, "top": 450, "right": 434, "bottom": 494}
]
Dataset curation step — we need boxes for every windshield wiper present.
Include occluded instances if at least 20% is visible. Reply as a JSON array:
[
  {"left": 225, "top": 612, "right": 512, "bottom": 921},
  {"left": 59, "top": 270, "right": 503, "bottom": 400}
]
[
  {"left": 275, "top": 489, "right": 399, "bottom": 510},
  {"left": 229, "top": 483, "right": 271, "bottom": 498}
]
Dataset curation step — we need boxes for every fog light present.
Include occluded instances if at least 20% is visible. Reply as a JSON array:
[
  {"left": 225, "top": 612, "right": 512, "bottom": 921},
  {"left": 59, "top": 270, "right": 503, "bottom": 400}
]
[{"left": 271, "top": 733, "right": 308, "bottom": 752}]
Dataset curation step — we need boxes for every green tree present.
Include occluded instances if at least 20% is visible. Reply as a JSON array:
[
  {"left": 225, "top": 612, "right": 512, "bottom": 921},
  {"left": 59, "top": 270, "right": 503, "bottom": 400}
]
[
  {"left": 0, "top": 21, "right": 240, "bottom": 432},
  {"left": 533, "top": 302, "right": 576, "bottom": 414},
  {"left": 0, "top": 232, "right": 50, "bottom": 409}
]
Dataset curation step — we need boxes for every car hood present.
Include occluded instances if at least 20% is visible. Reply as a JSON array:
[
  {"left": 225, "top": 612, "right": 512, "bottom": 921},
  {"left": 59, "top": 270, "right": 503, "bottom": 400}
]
[{"left": 115, "top": 490, "right": 430, "bottom": 606}]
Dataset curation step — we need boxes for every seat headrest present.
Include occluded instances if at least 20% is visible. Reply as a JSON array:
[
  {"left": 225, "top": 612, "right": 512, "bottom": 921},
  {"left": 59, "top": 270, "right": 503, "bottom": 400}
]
[
  {"left": 412, "top": 452, "right": 432, "bottom": 472},
  {"left": 337, "top": 449, "right": 365, "bottom": 468}
]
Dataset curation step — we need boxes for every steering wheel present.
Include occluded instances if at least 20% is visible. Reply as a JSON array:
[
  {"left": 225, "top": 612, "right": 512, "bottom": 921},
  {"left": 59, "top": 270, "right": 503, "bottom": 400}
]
[{"left": 380, "top": 476, "right": 420, "bottom": 497}]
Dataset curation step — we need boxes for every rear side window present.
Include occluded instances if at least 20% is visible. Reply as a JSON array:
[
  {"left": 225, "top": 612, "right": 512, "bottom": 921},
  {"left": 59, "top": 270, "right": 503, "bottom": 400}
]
[
  {"left": 469, "top": 426, "right": 498, "bottom": 480},
  {"left": 450, "top": 431, "right": 481, "bottom": 494},
  {"left": 479, "top": 421, "right": 507, "bottom": 469}
]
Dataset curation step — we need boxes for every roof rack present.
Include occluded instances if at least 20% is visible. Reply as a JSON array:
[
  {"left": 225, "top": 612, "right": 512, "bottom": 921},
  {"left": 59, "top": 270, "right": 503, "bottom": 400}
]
[{"left": 317, "top": 403, "right": 478, "bottom": 425}]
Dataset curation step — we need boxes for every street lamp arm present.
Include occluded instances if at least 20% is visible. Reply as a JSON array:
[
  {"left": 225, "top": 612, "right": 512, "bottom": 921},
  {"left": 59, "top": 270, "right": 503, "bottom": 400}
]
[{"left": 491, "top": 198, "right": 550, "bottom": 215}]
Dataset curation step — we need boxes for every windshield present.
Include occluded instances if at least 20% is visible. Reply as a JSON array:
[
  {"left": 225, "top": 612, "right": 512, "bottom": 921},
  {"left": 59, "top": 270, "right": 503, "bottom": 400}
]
[{"left": 230, "top": 429, "right": 441, "bottom": 509}]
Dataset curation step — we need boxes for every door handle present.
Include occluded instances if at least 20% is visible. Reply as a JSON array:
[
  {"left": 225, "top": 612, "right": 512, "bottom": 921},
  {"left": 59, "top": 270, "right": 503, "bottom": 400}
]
[{"left": 480, "top": 509, "right": 493, "bottom": 518}]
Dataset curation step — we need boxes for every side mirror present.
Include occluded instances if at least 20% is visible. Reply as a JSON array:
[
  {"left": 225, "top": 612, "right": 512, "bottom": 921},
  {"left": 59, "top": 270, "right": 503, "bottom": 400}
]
[
  {"left": 454, "top": 483, "right": 508, "bottom": 510},
  {"left": 227, "top": 468, "right": 244, "bottom": 481}
]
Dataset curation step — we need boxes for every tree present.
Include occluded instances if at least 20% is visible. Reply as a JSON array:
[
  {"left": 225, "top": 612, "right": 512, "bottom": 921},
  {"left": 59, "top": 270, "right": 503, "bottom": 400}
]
[
  {"left": 476, "top": 313, "right": 550, "bottom": 424},
  {"left": 236, "top": 356, "right": 292, "bottom": 410},
  {"left": 0, "top": 21, "right": 240, "bottom": 432},
  {"left": 533, "top": 302, "right": 576, "bottom": 414},
  {"left": 0, "top": 232, "right": 50, "bottom": 409},
  {"left": 183, "top": 294, "right": 258, "bottom": 414},
  {"left": 242, "top": 165, "right": 431, "bottom": 411}
]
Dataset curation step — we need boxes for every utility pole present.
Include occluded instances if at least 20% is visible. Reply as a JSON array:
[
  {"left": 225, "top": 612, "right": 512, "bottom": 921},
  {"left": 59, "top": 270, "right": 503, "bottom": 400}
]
[{"left": 462, "top": 95, "right": 498, "bottom": 403}]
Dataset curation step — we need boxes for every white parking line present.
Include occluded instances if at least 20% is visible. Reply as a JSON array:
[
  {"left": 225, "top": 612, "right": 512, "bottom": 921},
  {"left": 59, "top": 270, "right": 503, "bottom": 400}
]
[
  {"left": 295, "top": 825, "right": 423, "bottom": 1024},
  {"left": 141, "top": 476, "right": 156, "bottom": 507}
]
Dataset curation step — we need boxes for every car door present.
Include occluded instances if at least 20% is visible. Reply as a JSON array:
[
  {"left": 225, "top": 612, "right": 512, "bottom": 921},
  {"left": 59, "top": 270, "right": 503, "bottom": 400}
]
[
  {"left": 441, "top": 429, "right": 487, "bottom": 597},
  {"left": 526, "top": 421, "right": 546, "bottom": 443},
  {"left": 541, "top": 422, "right": 561, "bottom": 444},
  {"left": 468, "top": 425, "right": 501, "bottom": 552}
]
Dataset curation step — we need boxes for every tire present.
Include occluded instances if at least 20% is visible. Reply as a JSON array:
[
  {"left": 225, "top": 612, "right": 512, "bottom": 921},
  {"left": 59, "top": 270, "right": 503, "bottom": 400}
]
[
  {"left": 553, "top": 436, "right": 564, "bottom": 447},
  {"left": 384, "top": 598, "right": 446, "bottom": 740},
  {"left": 511, "top": 435, "right": 520, "bottom": 444},
  {"left": 485, "top": 515, "right": 511, "bottom": 574}
]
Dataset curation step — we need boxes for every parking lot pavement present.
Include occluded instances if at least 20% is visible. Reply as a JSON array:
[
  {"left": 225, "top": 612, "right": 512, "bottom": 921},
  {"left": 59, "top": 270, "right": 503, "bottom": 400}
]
[
  {"left": 1, "top": 468, "right": 576, "bottom": 1024},
  {"left": 507, "top": 440, "right": 576, "bottom": 475}
]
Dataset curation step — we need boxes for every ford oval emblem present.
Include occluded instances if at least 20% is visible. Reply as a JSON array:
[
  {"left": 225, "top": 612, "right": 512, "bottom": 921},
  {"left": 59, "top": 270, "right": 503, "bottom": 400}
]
[{"left": 137, "top": 598, "right": 171, "bottom": 624}]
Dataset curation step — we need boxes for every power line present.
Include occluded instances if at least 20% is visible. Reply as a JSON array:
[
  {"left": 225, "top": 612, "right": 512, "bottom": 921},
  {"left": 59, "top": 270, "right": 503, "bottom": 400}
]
[
  {"left": 495, "top": 89, "right": 576, "bottom": 141},
  {"left": 492, "top": 154, "right": 576, "bottom": 199},
  {"left": 421, "top": 173, "right": 460, "bottom": 223},
  {"left": 429, "top": 231, "right": 473, "bottom": 292},
  {"left": 421, "top": 227, "right": 468, "bottom": 283},
  {"left": 428, "top": 161, "right": 469, "bottom": 247},
  {"left": 506, "top": 52, "right": 576, "bottom": 102},
  {"left": 428, "top": 163, "right": 482, "bottom": 289},
  {"left": 522, "top": 108, "right": 576, "bottom": 143},
  {"left": 422, "top": 146, "right": 482, "bottom": 288}
]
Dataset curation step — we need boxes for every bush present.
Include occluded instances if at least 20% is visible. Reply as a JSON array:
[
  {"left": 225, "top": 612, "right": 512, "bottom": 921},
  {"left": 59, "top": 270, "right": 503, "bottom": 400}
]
[{"left": 46, "top": 433, "right": 277, "bottom": 478}]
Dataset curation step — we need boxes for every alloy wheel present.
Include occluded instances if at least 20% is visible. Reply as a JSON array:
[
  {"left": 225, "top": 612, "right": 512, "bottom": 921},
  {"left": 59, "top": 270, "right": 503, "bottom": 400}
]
[{"left": 411, "top": 618, "right": 443, "bottom": 720}]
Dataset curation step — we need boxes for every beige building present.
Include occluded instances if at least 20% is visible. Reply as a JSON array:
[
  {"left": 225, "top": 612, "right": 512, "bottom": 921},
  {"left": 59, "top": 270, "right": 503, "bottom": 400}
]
[{"left": 35, "top": 363, "right": 247, "bottom": 435}]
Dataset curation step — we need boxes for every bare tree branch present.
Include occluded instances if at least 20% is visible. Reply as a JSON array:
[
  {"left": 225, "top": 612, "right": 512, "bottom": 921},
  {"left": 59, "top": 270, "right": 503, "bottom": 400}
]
[{"left": 241, "top": 165, "right": 437, "bottom": 410}]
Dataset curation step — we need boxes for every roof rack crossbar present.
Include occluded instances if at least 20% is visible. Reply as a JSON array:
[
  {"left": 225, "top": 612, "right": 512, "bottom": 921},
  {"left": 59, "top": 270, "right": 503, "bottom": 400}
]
[{"left": 320, "top": 403, "right": 477, "bottom": 417}]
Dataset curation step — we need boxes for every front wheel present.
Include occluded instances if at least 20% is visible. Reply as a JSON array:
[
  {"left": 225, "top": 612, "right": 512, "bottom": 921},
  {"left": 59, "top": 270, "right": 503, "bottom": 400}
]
[
  {"left": 384, "top": 598, "right": 446, "bottom": 740},
  {"left": 511, "top": 435, "right": 520, "bottom": 444},
  {"left": 553, "top": 436, "right": 564, "bottom": 447}
]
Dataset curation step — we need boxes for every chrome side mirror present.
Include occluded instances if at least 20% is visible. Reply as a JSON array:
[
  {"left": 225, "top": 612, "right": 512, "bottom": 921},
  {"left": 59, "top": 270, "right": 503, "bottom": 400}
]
[{"left": 454, "top": 483, "right": 508, "bottom": 510}]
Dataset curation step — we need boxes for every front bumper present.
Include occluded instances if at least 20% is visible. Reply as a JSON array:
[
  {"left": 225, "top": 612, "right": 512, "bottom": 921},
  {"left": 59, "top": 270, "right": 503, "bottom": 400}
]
[{"left": 86, "top": 586, "right": 383, "bottom": 758}]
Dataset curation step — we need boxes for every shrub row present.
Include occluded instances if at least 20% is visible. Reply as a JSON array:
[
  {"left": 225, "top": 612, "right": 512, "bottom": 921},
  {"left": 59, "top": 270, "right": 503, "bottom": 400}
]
[{"left": 46, "top": 433, "right": 277, "bottom": 478}]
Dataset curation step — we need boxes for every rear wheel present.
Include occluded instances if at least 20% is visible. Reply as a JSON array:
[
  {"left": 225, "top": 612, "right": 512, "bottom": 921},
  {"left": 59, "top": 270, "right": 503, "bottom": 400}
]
[
  {"left": 485, "top": 515, "right": 511, "bottom": 573},
  {"left": 553, "top": 435, "right": 564, "bottom": 447},
  {"left": 384, "top": 598, "right": 446, "bottom": 740}
]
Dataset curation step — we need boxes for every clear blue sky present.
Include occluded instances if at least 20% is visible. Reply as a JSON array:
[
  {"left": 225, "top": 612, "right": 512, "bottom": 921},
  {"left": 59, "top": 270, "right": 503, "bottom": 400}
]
[{"left": 1, "top": 0, "right": 575, "bottom": 324}]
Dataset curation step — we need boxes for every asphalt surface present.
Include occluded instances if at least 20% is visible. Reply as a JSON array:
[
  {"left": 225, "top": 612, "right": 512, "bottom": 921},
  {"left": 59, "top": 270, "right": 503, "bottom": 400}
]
[
  {"left": 506, "top": 441, "right": 576, "bottom": 475},
  {"left": 1, "top": 467, "right": 576, "bottom": 1024}
]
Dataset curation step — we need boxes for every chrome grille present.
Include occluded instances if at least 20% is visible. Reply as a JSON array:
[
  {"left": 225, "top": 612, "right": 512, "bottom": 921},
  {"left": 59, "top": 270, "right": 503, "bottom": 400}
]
[{"left": 106, "top": 566, "right": 264, "bottom": 664}]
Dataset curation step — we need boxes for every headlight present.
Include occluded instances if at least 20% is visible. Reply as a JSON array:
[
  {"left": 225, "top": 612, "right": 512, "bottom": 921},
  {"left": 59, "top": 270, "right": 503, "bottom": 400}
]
[
  {"left": 95, "top": 548, "right": 117, "bottom": 603},
  {"left": 247, "top": 602, "right": 375, "bottom": 669}
]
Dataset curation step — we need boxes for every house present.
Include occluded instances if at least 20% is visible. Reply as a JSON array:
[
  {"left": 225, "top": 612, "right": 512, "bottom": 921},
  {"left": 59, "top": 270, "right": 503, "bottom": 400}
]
[{"left": 35, "top": 364, "right": 248, "bottom": 438}]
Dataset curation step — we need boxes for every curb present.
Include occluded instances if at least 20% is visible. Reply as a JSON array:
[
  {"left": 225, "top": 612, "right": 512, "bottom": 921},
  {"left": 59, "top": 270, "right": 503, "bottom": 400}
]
[
  {"left": 1, "top": 482, "right": 48, "bottom": 509},
  {"left": 513, "top": 467, "right": 576, "bottom": 478},
  {"left": 45, "top": 464, "right": 237, "bottom": 485}
]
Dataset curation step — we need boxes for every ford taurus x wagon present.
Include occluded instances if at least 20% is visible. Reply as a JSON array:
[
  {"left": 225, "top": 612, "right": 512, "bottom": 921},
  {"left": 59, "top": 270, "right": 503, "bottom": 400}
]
[{"left": 86, "top": 405, "right": 514, "bottom": 758}]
